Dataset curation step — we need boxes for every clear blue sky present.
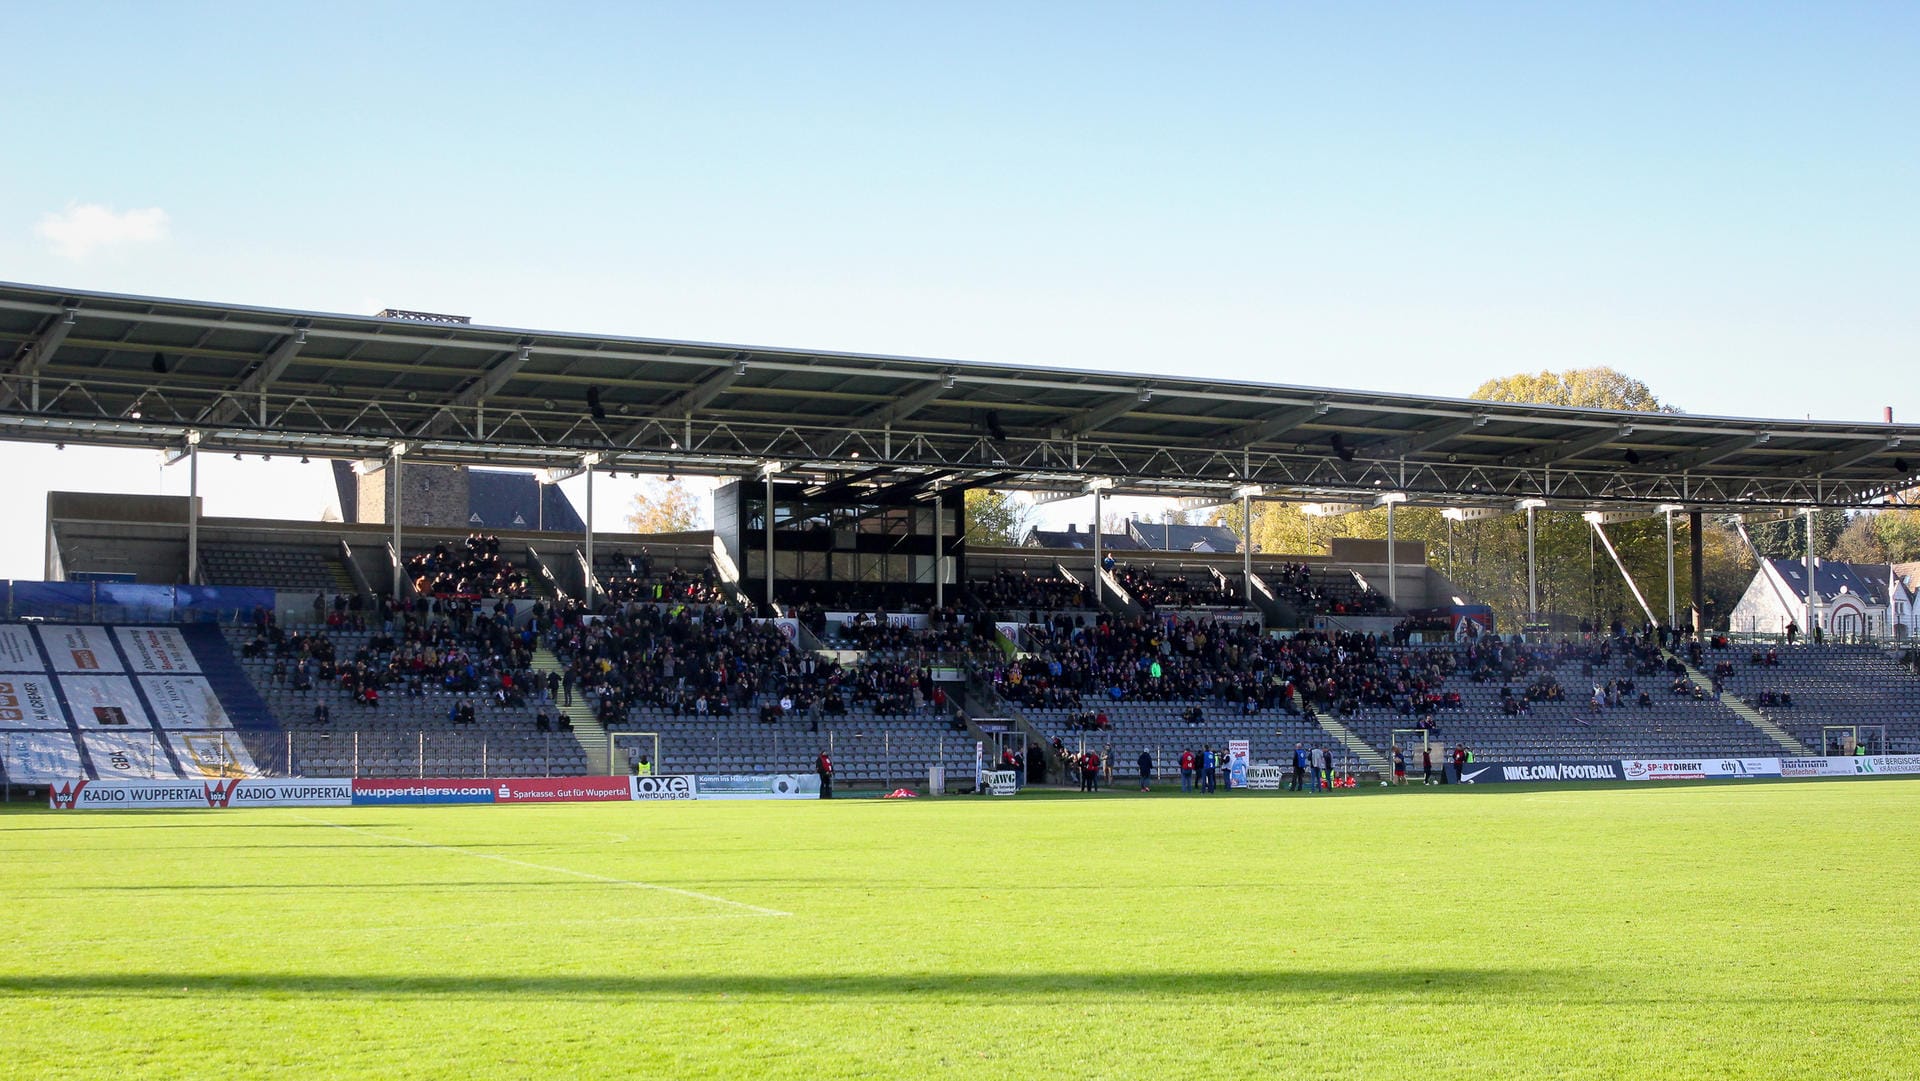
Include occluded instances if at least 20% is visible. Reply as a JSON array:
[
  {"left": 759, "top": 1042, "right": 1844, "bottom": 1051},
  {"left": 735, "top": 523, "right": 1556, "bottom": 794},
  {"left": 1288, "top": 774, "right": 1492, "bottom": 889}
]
[{"left": 1, "top": 3, "right": 1916, "bottom": 572}]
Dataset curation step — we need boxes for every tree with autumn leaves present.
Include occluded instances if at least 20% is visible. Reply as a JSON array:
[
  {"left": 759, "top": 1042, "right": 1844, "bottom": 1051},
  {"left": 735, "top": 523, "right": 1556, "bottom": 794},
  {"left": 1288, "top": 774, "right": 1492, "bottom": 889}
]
[{"left": 1224, "top": 367, "right": 1758, "bottom": 630}]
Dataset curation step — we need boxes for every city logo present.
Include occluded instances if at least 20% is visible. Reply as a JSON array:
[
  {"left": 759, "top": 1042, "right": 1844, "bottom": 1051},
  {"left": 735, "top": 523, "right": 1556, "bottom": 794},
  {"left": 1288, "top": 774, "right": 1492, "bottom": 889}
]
[
  {"left": 49, "top": 780, "right": 86, "bottom": 809},
  {"left": 202, "top": 779, "right": 239, "bottom": 807}
]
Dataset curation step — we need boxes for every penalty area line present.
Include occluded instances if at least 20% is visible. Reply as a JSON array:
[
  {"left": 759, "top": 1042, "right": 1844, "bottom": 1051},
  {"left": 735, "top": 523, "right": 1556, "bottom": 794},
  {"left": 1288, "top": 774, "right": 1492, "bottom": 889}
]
[{"left": 291, "top": 815, "right": 791, "bottom": 918}]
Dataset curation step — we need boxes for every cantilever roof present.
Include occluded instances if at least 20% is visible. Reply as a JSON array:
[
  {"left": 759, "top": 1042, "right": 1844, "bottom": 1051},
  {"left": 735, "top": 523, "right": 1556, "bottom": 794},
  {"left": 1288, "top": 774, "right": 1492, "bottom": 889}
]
[{"left": 1, "top": 280, "right": 1916, "bottom": 511}]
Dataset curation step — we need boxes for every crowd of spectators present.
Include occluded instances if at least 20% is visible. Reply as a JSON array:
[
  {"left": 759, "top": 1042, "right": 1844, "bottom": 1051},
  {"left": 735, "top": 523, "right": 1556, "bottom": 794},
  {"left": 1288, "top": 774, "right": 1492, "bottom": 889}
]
[
  {"left": 244, "top": 600, "right": 543, "bottom": 714},
  {"left": 833, "top": 608, "right": 994, "bottom": 657},
  {"left": 1264, "top": 562, "right": 1392, "bottom": 616},
  {"left": 985, "top": 614, "right": 1460, "bottom": 719},
  {"left": 599, "top": 548, "right": 728, "bottom": 606},
  {"left": 1113, "top": 565, "right": 1242, "bottom": 610},
  {"left": 535, "top": 601, "right": 956, "bottom": 729},
  {"left": 964, "top": 569, "right": 1091, "bottom": 613},
  {"left": 406, "top": 534, "right": 530, "bottom": 598}
]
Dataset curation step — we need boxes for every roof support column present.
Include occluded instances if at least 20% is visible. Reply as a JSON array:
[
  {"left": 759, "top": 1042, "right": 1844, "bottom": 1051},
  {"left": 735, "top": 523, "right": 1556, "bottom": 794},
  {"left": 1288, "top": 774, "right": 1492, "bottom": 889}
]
[
  {"left": 1376, "top": 492, "right": 1407, "bottom": 607},
  {"left": 1587, "top": 514, "right": 1658, "bottom": 629},
  {"left": 1528, "top": 505, "right": 1538, "bottom": 620},
  {"left": 390, "top": 444, "right": 405, "bottom": 600},
  {"left": 932, "top": 485, "right": 945, "bottom": 613},
  {"left": 1092, "top": 485, "right": 1104, "bottom": 606},
  {"left": 1690, "top": 512, "right": 1705, "bottom": 633},
  {"left": 186, "top": 434, "right": 200, "bottom": 586},
  {"left": 585, "top": 465, "right": 596, "bottom": 610},
  {"left": 764, "top": 468, "right": 776, "bottom": 613},
  {"left": 1241, "top": 492, "right": 1253, "bottom": 605},
  {"left": 1805, "top": 508, "right": 1817, "bottom": 638},
  {"left": 1518, "top": 499, "right": 1545, "bottom": 625},
  {"left": 1664, "top": 507, "right": 1676, "bottom": 630},
  {"left": 1388, "top": 501, "right": 1397, "bottom": 606}
]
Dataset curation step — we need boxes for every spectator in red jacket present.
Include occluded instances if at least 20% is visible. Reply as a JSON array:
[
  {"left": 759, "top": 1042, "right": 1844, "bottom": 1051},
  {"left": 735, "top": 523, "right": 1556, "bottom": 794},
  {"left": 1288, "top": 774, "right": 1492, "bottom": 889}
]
[{"left": 1179, "top": 748, "right": 1196, "bottom": 792}]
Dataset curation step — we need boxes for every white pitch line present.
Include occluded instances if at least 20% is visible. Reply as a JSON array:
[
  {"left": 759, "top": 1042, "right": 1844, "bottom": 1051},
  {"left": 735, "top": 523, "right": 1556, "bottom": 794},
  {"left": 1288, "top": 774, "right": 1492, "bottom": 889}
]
[{"left": 293, "top": 816, "right": 791, "bottom": 918}]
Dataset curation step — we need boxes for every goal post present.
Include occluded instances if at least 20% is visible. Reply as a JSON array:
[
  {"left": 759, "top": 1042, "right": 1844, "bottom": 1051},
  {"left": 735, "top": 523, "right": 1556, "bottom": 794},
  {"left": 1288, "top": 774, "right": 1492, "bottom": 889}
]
[
  {"left": 1389, "top": 729, "right": 1429, "bottom": 782},
  {"left": 610, "top": 732, "right": 661, "bottom": 776}
]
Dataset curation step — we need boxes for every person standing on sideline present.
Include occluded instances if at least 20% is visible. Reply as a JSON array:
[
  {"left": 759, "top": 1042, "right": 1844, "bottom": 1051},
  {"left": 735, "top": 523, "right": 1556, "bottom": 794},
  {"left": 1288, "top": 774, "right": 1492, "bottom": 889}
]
[
  {"left": 1138, "top": 748, "right": 1153, "bottom": 792},
  {"left": 1320, "top": 747, "right": 1335, "bottom": 791},
  {"left": 1422, "top": 745, "right": 1435, "bottom": 785},
  {"left": 1291, "top": 743, "right": 1307, "bottom": 792},
  {"left": 1200, "top": 746, "right": 1218, "bottom": 793},
  {"left": 1451, "top": 744, "right": 1467, "bottom": 784},
  {"left": 1392, "top": 744, "right": 1406, "bottom": 786},
  {"left": 1179, "top": 747, "right": 1196, "bottom": 792},
  {"left": 816, "top": 750, "right": 833, "bottom": 799},
  {"left": 1084, "top": 750, "right": 1101, "bottom": 792}
]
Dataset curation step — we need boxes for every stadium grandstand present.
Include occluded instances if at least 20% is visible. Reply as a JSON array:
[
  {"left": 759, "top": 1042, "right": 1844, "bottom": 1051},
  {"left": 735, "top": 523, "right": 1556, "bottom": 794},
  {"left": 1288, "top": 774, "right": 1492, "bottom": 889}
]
[{"left": 6, "top": 280, "right": 1920, "bottom": 792}]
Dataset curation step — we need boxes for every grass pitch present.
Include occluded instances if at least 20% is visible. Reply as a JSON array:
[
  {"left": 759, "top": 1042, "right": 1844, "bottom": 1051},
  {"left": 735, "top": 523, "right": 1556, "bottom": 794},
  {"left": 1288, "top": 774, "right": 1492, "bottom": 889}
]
[{"left": 4, "top": 780, "right": 1919, "bottom": 1080}]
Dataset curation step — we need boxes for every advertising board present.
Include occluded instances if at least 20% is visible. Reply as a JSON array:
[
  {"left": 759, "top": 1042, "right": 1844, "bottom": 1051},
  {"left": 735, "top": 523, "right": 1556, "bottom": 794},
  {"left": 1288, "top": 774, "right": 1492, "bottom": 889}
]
[
  {"left": 693, "top": 774, "right": 820, "bottom": 800},
  {"left": 629, "top": 775, "right": 698, "bottom": 801},
  {"left": 48, "top": 777, "right": 352, "bottom": 809},
  {"left": 350, "top": 779, "right": 497, "bottom": 805},
  {"left": 1455, "top": 760, "right": 1627, "bottom": 784},
  {"left": 1618, "top": 758, "right": 1780, "bottom": 781},
  {"left": 492, "top": 777, "right": 635, "bottom": 803},
  {"left": 1779, "top": 755, "right": 1920, "bottom": 778}
]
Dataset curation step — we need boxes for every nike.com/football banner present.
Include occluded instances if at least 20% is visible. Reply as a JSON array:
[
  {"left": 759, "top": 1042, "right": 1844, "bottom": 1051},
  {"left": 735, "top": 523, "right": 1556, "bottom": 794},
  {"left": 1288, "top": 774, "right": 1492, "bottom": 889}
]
[{"left": 1455, "top": 760, "right": 1627, "bottom": 784}]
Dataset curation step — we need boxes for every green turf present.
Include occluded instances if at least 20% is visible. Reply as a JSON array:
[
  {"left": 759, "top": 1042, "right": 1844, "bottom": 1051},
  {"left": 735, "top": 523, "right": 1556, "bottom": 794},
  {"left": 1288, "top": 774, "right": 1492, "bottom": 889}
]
[{"left": 4, "top": 780, "right": 1918, "bottom": 1080}]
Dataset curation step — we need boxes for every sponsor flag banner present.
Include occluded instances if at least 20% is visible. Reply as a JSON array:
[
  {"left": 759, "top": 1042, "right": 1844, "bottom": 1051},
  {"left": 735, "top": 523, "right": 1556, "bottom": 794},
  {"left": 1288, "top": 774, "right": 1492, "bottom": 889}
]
[
  {"left": 168, "top": 729, "right": 259, "bottom": 778},
  {"left": 1456, "top": 760, "right": 1626, "bottom": 784},
  {"left": 3, "top": 731, "right": 85, "bottom": 781},
  {"left": 493, "top": 777, "right": 633, "bottom": 803},
  {"left": 351, "top": 778, "right": 497, "bottom": 805},
  {"left": 113, "top": 627, "right": 201, "bottom": 674},
  {"left": 0, "top": 625, "right": 44, "bottom": 671},
  {"left": 693, "top": 774, "right": 820, "bottom": 800},
  {"left": 1619, "top": 758, "right": 1780, "bottom": 781},
  {"left": 0, "top": 675, "right": 66, "bottom": 728},
  {"left": 629, "top": 775, "right": 697, "bottom": 801},
  {"left": 983, "top": 769, "right": 1018, "bottom": 796},
  {"left": 80, "top": 731, "right": 169, "bottom": 779},
  {"left": 140, "top": 676, "right": 231, "bottom": 729},
  {"left": 1226, "top": 739, "right": 1251, "bottom": 788},
  {"left": 36, "top": 625, "right": 125, "bottom": 673},
  {"left": 58, "top": 675, "right": 149, "bottom": 729}
]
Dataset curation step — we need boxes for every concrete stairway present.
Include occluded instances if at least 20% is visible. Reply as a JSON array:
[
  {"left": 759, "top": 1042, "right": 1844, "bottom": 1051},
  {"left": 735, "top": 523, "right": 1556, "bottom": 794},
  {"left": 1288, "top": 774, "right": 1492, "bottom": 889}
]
[
  {"left": 1669, "top": 651, "right": 1810, "bottom": 756},
  {"left": 532, "top": 646, "right": 611, "bottom": 773},
  {"left": 1293, "top": 688, "right": 1391, "bottom": 773}
]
